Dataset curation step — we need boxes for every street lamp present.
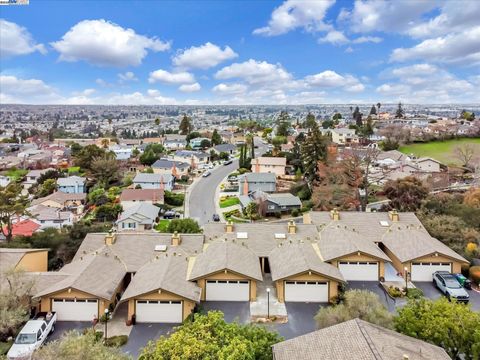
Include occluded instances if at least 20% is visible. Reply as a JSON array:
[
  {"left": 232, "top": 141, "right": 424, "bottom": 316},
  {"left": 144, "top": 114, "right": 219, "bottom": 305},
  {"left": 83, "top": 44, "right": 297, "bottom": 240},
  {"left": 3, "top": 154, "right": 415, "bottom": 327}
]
[
  {"left": 266, "top": 288, "right": 271, "bottom": 320},
  {"left": 404, "top": 267, "right": 409, "bottom": 296},
  {"left": 104, "top": 308, "right": 109, "bottom": 343}
]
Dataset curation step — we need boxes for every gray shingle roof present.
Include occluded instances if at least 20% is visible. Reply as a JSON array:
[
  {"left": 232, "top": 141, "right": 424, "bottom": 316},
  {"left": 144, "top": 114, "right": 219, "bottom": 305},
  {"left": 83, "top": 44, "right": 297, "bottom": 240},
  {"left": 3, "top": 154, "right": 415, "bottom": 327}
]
[
  {"left": 214, "top": 144, "right": 236, "bottom": 152},
  {"left": 35, "top": 247, "right": 127, "bottom": 300},
  {"left": 239, "top": 172, "right": 276, "bottom": 183},
  {"left": 318, "top": 226, "right": 391, "bottom": 262},
  {"left": 133, "top": 173, "right": 174, "bottom": 183},
  {"left": 121, "top": 251, "right": 201, "bottom": 302},
  {"left": 203, "top": 223, "right": 319, "bottom": 257},
  {"left": 269, "top": 242, "right": 344, "bottom": 282},
  {"left": 116, "top": 202, "right": 159, "bottom": 224},
  {"left": 151, "top": 159, "right": 189, "bottom": 169},
  {"left": 188, "top": 240, "right": 263, "bottom": 281},
  {"left": 57, "top": 176, "right": 86, "bottom": 186},
  {"left": 272, "top": 318, "right": 451, "bottom": 360},
  {"left": 267, "top": 193, "right": 302, "bottom": 207}
]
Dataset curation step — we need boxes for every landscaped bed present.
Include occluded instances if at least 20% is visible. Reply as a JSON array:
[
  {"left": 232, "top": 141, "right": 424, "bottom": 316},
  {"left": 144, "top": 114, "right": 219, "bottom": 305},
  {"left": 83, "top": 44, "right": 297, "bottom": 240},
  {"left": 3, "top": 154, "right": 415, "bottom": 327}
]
[{"left": 219, "top": 196, "right": 240, "bottom": 208}]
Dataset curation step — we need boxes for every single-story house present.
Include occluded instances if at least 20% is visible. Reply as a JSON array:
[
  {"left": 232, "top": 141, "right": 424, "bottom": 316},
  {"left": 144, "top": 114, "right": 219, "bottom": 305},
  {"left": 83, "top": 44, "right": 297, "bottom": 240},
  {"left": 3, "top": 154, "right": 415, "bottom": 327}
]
[
  {"left": 163, "top": 139, "right": 187, "bottom": 150},
  {"left": 133, "top": 173, "right": 174, "bottom": 191},
  {"left": 151, "top": 159, "right": 189, "bottom": 177},
  {"left": 212, "top": 144, "right": 237, "bottom": 155},
  {"left": 24, "top": 168, "right": 55, "bottom": 188},
  {"left": 238, "top": 172, "right": 276, "bottom": 195},
  {"left": 172, "top": 150, "right": 209, "bottom": 166},
  {"left": 240, "top": 191, "right": 301, "bottom": 215},
  {"left": 30, "top": 191, "right": 86, "bottom": 211},
  {"left": 272, "top": 318, "right": 450, "bottom": 360},
  {"left": 57, "top": 176, "right": 86, "bottom": 194},
  {"left": 116, "top": 202, "right": 160, "bottom": 231},
  {"left": 119, "top": 189, "right": 164, "bottom": 209},
  {"left": 28, "top": 205, "right": 74, "bottom": 229}
]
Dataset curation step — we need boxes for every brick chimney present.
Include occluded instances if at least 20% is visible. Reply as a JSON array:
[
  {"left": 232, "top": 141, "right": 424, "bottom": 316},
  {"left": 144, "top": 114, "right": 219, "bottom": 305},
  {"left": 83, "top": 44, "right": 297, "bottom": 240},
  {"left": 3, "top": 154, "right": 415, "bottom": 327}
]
[
  {"left": 242, "top": 176, "right": 249, "bottom": 195},
  {"left": 288, "top": 220, "right": 296, "bottom": 234},
  {"left": 330, "top": 208, "right": 340, "bottom": 221},
  {"left": 171, "top": 231, "right": 181, "bottom": 246},
  {"left": 254, "top": 158, "right": 260, "bottom": 173},
  {"left": 226, "top": 220, "right": 234, "bottom": 233},
  {"left": 105, "top": 230, "right": 116, "bottom": 245},
  {"left": 388, "top": 209, "right": 399, "bottom": 222}
]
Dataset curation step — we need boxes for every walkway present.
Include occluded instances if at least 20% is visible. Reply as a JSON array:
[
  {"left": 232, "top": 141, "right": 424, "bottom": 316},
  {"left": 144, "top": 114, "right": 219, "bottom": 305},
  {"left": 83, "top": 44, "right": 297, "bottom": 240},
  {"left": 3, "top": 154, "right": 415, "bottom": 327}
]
[
  {"left": 250, "top": 274, "right": 287, "bottom": 321},
  {"left": 95, "top": 302, "right": 132, "bottom": 337}
]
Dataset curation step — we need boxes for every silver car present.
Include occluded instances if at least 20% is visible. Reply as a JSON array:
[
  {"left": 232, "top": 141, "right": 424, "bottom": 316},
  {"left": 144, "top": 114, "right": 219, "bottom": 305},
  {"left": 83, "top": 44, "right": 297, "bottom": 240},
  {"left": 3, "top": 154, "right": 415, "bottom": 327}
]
[{"left": 433, "top": 271, "right": 469, "bottom": 303}]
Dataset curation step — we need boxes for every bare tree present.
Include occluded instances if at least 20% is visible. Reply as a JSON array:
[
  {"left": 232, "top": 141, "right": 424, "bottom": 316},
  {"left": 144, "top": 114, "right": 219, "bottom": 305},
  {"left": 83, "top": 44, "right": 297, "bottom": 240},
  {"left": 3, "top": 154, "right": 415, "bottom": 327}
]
[{"left": 454, "top": 144, "right": 475, "bottom": 170}]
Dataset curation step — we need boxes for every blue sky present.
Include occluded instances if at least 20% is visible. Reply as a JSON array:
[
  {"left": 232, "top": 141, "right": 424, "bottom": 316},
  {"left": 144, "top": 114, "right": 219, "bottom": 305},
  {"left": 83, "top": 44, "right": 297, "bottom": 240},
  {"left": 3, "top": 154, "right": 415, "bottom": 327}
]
[{"left": 1, "top": 0, "right": 479, "bottom": 104}]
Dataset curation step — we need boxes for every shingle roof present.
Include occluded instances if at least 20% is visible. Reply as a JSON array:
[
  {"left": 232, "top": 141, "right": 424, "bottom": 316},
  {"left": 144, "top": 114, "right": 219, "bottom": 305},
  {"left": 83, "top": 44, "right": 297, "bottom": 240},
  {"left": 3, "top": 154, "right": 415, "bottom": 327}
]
[
  {"left": 151, "top": 159, "right": 189, "bottom": 169},
  {"left": 121, "top": 251, "right": 201, "bottom": 302},
  {"left": 133, "top": 173, "right": 174, "bottom": 184},
  {"left": 188, "top": 240, "right": 263, "bottom": 281},
  {"left": 119, "top": 189, "right": 164, "bottom": 202},
  {"left": 35, "top": 247, "right": 127, "bottom": 300},
  {"left": 214, "top": 144, "right": 237, "bottom": 152},
  {"left": 74, "top": 232, "right": 204, "bottom": 272},
  {"left": 203, "top": 223, "right": 319, "bottom": 257},
  {"left": 116, "top": 202, "right": 160, "bottom": 223},
  {"left": 269, "top": 242, "right": 344, "bottom": 282},
  {"left": 28, "top": 205, "right": 71, "bottom": 221},
  {"left": 239, "top": 172, "right": 276, "bottom": 183},
  {"left": 31, "top": 191, "right": 86, "bottom": 207},
  {"left": 57, "top": 176, "right": 86, "bottom": 186},
  {"left": 257, "top": 156, "right": 286, "bottom": 166},
  {"left": 272, "top": 318, "right": 451, "bottom": 360},
  {"left": 318, "top": 226, "right": 391, "bottom": 262},
  {"left": 267, "top": 193, "right": 302, "bottom": 207}
]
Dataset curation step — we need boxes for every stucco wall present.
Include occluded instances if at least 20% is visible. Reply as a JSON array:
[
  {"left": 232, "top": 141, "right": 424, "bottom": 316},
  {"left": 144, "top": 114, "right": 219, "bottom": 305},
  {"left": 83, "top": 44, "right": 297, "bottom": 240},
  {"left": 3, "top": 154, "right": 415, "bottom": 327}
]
[
  {"left": 126, "top": 289, "right": 196, "bottom": 322},
  {"left": 275, "top": 272, "right": 339, "bottom": 303},
  {"left": 196, "top": 270, "right": 257, "bottom": 301},
  {"left": 16, "top": 251, "right": 48, "bottom": 272}
]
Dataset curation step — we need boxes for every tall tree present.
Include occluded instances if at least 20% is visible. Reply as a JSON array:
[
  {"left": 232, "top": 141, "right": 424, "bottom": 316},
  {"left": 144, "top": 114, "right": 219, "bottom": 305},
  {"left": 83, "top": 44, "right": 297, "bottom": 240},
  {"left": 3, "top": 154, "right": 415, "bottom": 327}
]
[
  {"left": 301, "top": 123, "right": 328, "bottom": 187},
  {"left": 304, "top": 113, "right": 317, "bottom": 129},
  {"left": 383, "top": 176, "right": 429, "bottom": 211},
  {"left": 369, "top": 105, "right": 377, "bottom": 115},
  {"left": 211, "top": 129, "right": 222, "bottom": 146},
  {"left": 352, "top": 106, "right": 363, "bottom": 127},
  {"left": 74, "top": 144, "right": 106, "bottom": 171},
  {"left": 179, "top": 114, "right": 193, "bottom": 135},
  {"left": 276, "top": 111, "right": 290, "bottom": 137},
  {"left": 0, "top": 183, "right": 29, "bottom": 242},
  {"left": 376, "top": 102, "right": 381, "bottom": 112},
  {"left": 89, "top": 153, "right": 120, "bottom": 188},
  {"left": 395, "top": 102, "right": 404, "bottom": 118}
]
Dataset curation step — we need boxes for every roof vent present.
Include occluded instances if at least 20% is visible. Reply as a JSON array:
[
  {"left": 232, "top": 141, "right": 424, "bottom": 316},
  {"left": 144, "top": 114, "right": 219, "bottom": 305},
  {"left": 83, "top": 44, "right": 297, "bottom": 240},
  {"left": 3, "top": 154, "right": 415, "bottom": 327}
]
[
  {"left": 237, "top": 232, "right": 248, "bottom": 239},
  {"left": 380, "top": 221, "right": 389, "bottom": 227},
  {"left": 274, "top": 233, "right": 286, "bottom": 239},
  {"left": 155, "top": 245, "right": 167, "bottom": 252}
]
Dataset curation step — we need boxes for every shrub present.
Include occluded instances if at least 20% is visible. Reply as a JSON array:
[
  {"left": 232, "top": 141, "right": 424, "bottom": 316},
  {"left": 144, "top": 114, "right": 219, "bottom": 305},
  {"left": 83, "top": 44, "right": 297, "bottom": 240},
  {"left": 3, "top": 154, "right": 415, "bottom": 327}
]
[
  {"left": 387, "top": 286, "right": 403, "bottom": 298},
  {"left": 406, "top": 287, "right": 424, "bottom": 299},
  {"left": 469, "top": 266, "right": 480, "bottom": 285},
  {"left": 291, "top": 209, "right": 299, "bottom": 217},
  {"left": 105, "top": 335, "right": 128, "bottom": 347},
  {"left": 164, "top": 191, "right": 184, "bottom": 206}
]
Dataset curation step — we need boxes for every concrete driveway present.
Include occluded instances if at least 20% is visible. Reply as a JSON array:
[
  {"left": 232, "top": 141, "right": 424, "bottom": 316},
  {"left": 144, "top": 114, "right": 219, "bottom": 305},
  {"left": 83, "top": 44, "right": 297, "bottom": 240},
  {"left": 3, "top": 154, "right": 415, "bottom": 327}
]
[
  {"left": 266, "top": 302, "right": 323, "bottom": 340},
  {"left": 47, "top": 321, "right": 92, "bottom": 342},
  {"left": 122, "top": 323, "right": 178, "bottom": 358},
  {"left": 200, "top": 301, "right": 250, "bottom": 323},
  {"left": 414, "top": 282, "right": 480, "bottom": 311}
]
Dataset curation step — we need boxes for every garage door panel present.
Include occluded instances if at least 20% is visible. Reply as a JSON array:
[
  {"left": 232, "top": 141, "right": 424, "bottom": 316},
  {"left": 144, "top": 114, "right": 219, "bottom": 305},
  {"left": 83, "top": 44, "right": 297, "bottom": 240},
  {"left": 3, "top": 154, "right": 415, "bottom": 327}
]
[
  {"left": 411, "top": 262, "right": 451, "bottom": 282},
  {"left": 339, "top": 261, "right": 379, "bottom": 281},
  {"left": 136, "top": 300, "right": 182, "bottom": 323},
  {"left": 284, "top": 281, "right": 328, "bottom": 302},
  {"left": 52, "top": 299, "right": 98, "bottom": 321},
  {"left": 206, "top": 280, "right": 249, "bottom": 301}
]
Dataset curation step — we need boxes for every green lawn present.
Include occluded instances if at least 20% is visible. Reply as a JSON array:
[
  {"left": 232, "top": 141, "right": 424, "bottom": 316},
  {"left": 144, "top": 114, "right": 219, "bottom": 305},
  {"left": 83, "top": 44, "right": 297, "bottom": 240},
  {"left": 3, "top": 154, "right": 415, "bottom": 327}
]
[
  {"left": 219, "top": 196, "right": 240, "bottom": 208},
  {"left": 399, "top": 138, "right": 480, "bottom": 165},
  {"left": 3, "top": 168, "right": 28, "bottom": 181},
  {"left": 155, "top": 219, "right": 170, "bottom": 232},
  {"left": 0, "top": 341, "right": 12, "bottom": 356}
]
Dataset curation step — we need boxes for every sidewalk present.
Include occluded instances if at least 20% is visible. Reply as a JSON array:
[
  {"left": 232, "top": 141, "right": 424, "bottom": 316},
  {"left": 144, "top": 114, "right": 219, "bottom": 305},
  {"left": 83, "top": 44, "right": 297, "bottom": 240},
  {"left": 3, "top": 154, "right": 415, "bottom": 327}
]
[
  {"left": 250, "top": 274, "right": 287, "bottom": 322},
  {"left": 95, "top": 302, "right": 132, "bottom": 337}
]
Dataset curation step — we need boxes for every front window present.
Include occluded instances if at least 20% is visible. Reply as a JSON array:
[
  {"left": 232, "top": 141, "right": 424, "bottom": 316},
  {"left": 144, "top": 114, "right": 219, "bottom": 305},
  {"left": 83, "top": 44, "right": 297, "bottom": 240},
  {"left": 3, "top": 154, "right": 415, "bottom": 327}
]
[{"left": 15, "top": 333, "right": 36, "bottom": 344}]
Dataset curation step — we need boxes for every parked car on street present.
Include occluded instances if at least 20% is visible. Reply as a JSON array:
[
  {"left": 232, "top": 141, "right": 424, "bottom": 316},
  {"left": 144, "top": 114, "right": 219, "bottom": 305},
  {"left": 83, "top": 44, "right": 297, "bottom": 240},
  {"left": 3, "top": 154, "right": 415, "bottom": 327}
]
[
  {"left": 453, "top": 273, "right": 472, "bottom": 289},
  {"left": 433, "top": 271, "right": 470, "bottom": 303},
  {"left": 212, "top": 214, "right": 220, "bottom": 222},
  {"left": 223, "top": 160, "right": 233, "bottom": 165},
  {"left": 163, "top": 211, "right": 180, "bottom": 219},
  {"left": 7, "top": 312, "right": 57, "bottom": 360},
  {"left": 202, "top": 171, "right": 211, "bottom": 177}
]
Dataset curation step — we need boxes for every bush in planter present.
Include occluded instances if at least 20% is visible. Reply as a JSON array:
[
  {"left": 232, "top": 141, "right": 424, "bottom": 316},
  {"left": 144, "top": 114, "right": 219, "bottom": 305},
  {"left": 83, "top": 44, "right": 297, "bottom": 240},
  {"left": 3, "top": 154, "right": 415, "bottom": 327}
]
[
  {"left": 469, "top": 266, "right": 480, "bottom": 285},
  {"left": 406, "top": 287, "right": 424, "bottom": 299},
  {"left": 387, "top": 286, "right": 403, "bottom": 298}
]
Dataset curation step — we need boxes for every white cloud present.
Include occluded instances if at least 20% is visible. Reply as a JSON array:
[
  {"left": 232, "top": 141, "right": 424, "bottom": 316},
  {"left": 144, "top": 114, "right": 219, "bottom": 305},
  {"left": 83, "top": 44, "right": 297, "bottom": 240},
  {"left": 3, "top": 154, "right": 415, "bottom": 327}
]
[
  {"left": 390, "top": 63, "right": 438, "bottom": 77},
  {"left": 352, "top": 36, "right": 382, "bottom": 44},
  {"left": 215, "top": 59, "right": 293, "bottom": 86},
  {"left": 318, "top": 30, "right": 349, "bottom": 45},
  {"left": 0, "top": 75, "right": 59, "bottom": 103},
  {"left": 212, "top": 83, "right": 248, "bottom": 95},
  {"left": 305, "top": 70, "right": 364, "bottom": 92},
  {"left": 148, "top": 69, "right": 196, "bottom": 84},
  {"left": 118, "top": 71, "right": 138, "bottom": 82},
  {"left": 391, "top": 26, "right": 480, "bottom": 65},
  {"left": 0, "top": 19, "right": 46, "bottom": 58},
  {"left": 95, "top": 78, "right": 108, "bottom": 87},
  {"left": 172, "top": 42, "right": 238, "bottom": 69},
  {"left": 51, "top": 19, "right": 170, "bottom": 67},
  {"left": 179, "top": 82, "right": 201, "bottom": 93},
  {"left": 253, "top": 0, "right": 335, "bottom": 36}
]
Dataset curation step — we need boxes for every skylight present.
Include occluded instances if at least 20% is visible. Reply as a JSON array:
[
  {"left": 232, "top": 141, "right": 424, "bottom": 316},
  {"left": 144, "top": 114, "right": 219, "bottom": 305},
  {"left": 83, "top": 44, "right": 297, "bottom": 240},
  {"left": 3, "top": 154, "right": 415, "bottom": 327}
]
[
  {"left": 154, "top": 244, "right": 167, "bottom": 252},
  {"left": 380, "top": 221, "right": 389, "bottom": 227},
  {"left": 274, "top": 233, "right": 286, "bottom": 239},
  {"left": 236, "top": 232, "right": 248, "bottom": 239}
]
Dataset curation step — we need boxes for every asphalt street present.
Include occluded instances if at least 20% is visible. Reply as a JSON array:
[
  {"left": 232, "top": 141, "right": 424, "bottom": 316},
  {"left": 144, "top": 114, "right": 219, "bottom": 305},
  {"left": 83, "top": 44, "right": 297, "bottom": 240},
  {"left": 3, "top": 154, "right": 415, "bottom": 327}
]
[{"left": 188, "top": 137, "right": 269, "bottom": 225}]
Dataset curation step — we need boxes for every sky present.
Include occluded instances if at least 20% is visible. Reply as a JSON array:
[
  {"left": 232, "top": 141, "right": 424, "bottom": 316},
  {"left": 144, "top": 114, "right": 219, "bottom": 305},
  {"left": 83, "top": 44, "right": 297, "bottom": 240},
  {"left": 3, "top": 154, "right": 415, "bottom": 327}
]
[{"left": 0, "top": 0, "right": 479, "bottom": 105}]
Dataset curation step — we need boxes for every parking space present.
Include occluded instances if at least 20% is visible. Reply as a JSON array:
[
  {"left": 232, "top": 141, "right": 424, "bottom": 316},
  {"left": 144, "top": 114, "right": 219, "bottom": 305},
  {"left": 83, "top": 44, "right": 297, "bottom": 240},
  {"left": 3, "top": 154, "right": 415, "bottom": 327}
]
[
  {"left": 122, "top": 323, "right": 178, "bottom": 358},
  {"left": 200, "top": 301, "right": 250, "bottom": 323},
  {"left": 47, "top": 321, "right": 91, "bottom": 342},
  {"left": 414, "top": 282, "right": 480, "bottom": 311}
]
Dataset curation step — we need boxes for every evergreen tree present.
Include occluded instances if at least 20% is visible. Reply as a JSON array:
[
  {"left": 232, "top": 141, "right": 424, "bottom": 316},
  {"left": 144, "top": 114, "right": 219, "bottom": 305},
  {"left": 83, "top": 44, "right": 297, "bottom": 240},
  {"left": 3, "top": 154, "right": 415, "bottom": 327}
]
[
  {"left": 276, "top": 111, "right": 290, "bottom": 137},
  {"left": 251, "top": 139, "right": 255, "bottom": 159},
  {"left": 304, "top": 113, "right": 317, "bottom": 129},
  {"left": 395, "top": 102, "right": 404, "bottom": 118},
  {"left": 179, "top": 114, "right": 193, "bottom": 135},
  {"left": 301, "top": 123, "right": 328, "bottom": 187},
  {"left": 352, "top": 106, "right": 363, "bottom": 127},
  {"left": 211, "top": 129, "right": 222, "bottom": 145},
  {"left": 369, "top": 105, "right": 377, "bottom": 115}
]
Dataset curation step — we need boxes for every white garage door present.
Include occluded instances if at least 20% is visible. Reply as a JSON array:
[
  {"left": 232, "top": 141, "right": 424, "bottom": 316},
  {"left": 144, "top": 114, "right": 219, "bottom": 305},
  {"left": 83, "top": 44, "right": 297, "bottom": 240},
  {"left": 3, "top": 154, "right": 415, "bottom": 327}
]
[
  {"left": 411, "top": 262, "right": 452, "bottom": 282},
  {"left": 52, "top": 299, "right": 98, "bottom": 321},
  {"left": 284, "top": 281, "right": 328, "bottom": 302},
  {"left": 339, "top": 261, "right": 379, "bottom": 281},
  {"left": 135, "top": 300, "right": 183, "bottom": 323},
  {"left": 206, "top": 280, "right": 250, "bottom": 301}
]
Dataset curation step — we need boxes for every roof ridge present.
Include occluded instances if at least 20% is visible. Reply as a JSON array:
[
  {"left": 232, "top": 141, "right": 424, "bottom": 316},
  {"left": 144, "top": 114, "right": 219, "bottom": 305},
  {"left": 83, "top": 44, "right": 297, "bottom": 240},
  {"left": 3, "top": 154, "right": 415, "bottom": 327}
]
[{"left": 356, "top": 319, "right": 384, "bottom": 360}]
